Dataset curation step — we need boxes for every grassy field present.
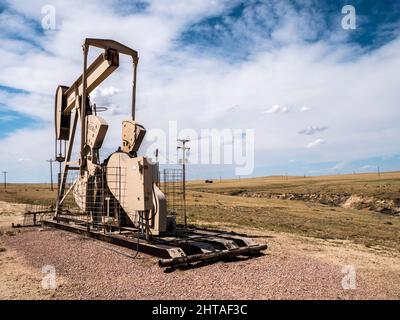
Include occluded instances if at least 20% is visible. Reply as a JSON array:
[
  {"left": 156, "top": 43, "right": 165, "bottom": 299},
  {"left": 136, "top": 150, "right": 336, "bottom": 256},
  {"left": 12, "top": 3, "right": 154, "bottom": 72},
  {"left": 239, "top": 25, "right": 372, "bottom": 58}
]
[
  {"left": 0, "top": 172, "right": 399, "bottom": 251},
  {"left": 185, "top": 172, "right": 400, "bottom": 251},
  {"left": 188, "top": 171, "right": 400, "bottom": 200},
  {"left": 185, "top": 190, "right": 400, "bottom": 250},
  {"left": 0, "top": 184, "right": 57, "bottom": 206}
]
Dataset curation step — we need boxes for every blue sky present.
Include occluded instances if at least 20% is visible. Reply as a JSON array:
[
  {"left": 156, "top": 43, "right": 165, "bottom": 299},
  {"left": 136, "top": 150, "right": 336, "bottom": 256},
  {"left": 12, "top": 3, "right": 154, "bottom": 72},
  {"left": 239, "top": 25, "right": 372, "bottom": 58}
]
[
  {"left": 0, "top": 0, "right": 399, "bottom": 182},
  {"left": 0, "top": 85, "right": 39, "bottom": 138},
  {"left": 179, "top": 0, "right": 400, "bottom": 53}
]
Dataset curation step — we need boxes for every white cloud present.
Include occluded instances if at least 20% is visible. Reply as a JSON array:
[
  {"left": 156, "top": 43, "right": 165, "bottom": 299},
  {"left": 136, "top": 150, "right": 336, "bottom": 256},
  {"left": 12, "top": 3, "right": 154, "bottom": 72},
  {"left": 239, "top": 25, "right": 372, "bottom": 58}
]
[
  {"left": 329, "top": 161, "right": 347, "bottom": 170},
  {"left": 92, "top": 86, "right": 120, "bottom": 98},
  {"left": 262, "top": 104, "right": 289, "bottom": 114},
  {"left": 359, "top": 165, "right": 375, "bottom": 171},
  {"left": 300, "top": 106, "right": 310, "bottom": 112},
  {"left": 298, "top": 126, "right": 328, "bottom": 135},
  {"left": 0, "top": 115, "right": 18, "bottom": 122},
  {"left": 306, "top": 138, "right": 326, "bottom": 149},
  {"left": 90, "top": 86, "right": 122, "bottom": 114}
]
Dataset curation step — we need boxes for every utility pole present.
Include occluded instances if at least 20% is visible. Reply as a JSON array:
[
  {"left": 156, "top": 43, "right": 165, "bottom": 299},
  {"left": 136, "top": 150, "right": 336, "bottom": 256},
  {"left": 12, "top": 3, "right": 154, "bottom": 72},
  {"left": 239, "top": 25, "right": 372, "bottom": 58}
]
[
  {"left": 177, "top": 139, "right": 190, "bottom": 244},
  {"left": 2, "top": 171, "right": 7, "bottom": 190},
  {"left": 46, "top": 159, "right": 55, "bottom": 191}
]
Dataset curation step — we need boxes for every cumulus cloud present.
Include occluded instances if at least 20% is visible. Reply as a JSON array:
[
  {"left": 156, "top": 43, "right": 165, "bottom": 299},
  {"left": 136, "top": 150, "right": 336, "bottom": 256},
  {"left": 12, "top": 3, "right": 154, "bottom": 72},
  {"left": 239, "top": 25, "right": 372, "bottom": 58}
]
[
  {"left": 306, "top": 138, "right": 326, "bottom": 149},
  {"left": 92, "top": 86, "right": 120, "bottom": 98},
  {"left": 298, "top": 126, "right": 328, "bottom": 135},
  {"left": 90, "top": 86, "right": 122, "bottom": 114}
]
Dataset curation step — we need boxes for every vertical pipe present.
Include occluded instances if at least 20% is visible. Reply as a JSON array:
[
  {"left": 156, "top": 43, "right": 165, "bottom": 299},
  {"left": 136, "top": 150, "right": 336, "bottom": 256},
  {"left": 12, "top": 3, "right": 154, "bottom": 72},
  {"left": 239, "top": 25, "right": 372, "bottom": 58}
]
[
  {"left": 182, "top": 148, "right": 188, "bottom": 246},
  {"left": 163, "top": 169, "right": 166, "bottom": 195},
  {"left": 132, "top": 60, "right": 137, "bottom": 120},
  {"left": 80, "top": 43, "right": 89, "bottom": 229},
  {"left": 81, "top": 43, "right": 88, "bottom": 175},
  {"left": 118, "top": 166, "right": 121, "bottom": 233},
  {"left": 54, "top": 138, "right": 57, "bottom": 163}
]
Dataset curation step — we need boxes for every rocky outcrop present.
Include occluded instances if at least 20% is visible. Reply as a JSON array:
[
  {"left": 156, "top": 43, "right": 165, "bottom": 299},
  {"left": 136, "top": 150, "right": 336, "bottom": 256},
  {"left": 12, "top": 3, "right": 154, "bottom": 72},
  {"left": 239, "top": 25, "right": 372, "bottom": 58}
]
[{"left": 240, "top": 192, "right": 400, "bottom": 215}]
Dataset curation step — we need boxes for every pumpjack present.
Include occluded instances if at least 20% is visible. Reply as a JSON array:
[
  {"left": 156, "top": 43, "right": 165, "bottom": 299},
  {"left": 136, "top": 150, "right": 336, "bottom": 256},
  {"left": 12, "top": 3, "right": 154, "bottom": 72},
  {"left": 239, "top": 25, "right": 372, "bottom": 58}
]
[{"left": 43, "top": 38, "right": 267, "bottom": 268}]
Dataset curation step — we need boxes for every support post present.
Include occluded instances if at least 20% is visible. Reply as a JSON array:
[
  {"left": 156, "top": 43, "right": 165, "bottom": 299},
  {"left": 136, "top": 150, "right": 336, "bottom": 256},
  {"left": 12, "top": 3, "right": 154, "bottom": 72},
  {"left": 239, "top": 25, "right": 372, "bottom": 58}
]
[
  {"left": 55, "top": 111, "right": 78, "bottom": 217},
  {"left": 177, "top": 139, "right": 190, "bottom": 245},
  {"left": 132, "top": 60, "right": 138, "bottom": 120},
  {"left": 80, "top": 43, "right": 89, "bottom": 175}
]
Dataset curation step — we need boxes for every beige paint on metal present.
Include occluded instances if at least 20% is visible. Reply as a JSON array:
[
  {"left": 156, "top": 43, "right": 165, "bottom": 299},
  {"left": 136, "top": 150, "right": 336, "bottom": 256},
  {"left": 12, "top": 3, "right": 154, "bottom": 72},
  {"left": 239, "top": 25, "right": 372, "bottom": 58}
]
[
  {"left": 86, "top": 115, "right": 108, "bottom": 150},
  {"left": 107, "top": 153, "right": 153, "bottom": 211},
  {"left": 55, "top": 85, "right": 70, "bottom": 140},
  {"left": 85, "top": 38, "right": 138, "bottom": 61},
  {"left": 151, "top": 184, "right": 167, "bottom": 234},
  {"left": 122, "top": 120, "right": 146, "bottom": 154},
  {"left": 55, "top": 38, "right": 168, "bottom": 236},
  {"left": 73, "top": 173, "right": 88, "bottom": 212},
  {"left": 63, "top": 50, "right": 119, "bottom": 113},
  {"left": 106, "top": 152, "right": 167, "bottom": 234}
]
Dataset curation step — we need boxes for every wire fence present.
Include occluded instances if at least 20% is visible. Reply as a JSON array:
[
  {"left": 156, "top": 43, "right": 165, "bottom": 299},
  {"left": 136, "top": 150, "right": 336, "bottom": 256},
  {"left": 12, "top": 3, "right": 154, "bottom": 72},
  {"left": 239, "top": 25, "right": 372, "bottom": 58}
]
[
  {"left": 30, "top": 165, "right": 185, "bottom": 231},
  {"left": 23, "top": 204, "right": 53, "bottom": 226},
  {"left": 61, "top": 166, "right": 130, "bottom": 230},
  {"left": 161, "top": 168, "right": 184, "bottom": 225}
]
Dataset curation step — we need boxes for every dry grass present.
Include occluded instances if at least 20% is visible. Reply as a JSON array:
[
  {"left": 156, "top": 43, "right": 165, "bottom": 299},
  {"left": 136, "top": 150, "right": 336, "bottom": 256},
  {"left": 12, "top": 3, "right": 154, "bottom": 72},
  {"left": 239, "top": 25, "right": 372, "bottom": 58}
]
[
  {"left": 1, "top": 172, "right": 399, "bottom": 251},
  {"left": 186, "top": 172, "right": 400, "bottom": 251},
  {"left": 186, "top": 190, "right": 400, "bottom": 251},
  {"left": 0, "top": 184, "right": 57, "bottom": 206},
  {"left": 188, "top": 171, "right": 400, "bottom": 199}
]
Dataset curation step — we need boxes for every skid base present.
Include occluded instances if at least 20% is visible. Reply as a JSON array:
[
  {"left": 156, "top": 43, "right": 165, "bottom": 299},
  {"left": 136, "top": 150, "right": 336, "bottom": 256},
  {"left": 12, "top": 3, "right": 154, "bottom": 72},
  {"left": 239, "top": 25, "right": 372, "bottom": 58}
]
[{"left": 41, "top": 217, "right": 267, "bottom": 268}]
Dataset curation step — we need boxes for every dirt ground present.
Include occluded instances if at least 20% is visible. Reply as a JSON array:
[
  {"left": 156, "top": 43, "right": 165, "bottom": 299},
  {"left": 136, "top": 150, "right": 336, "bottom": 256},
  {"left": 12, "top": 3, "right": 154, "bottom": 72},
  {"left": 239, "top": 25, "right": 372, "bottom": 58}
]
[
  {"left": 0, "top": 201, "right": 26, "bottom": 228},
  {"left": 0, "top": 222, "right": 399, "bottom": 299}
]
